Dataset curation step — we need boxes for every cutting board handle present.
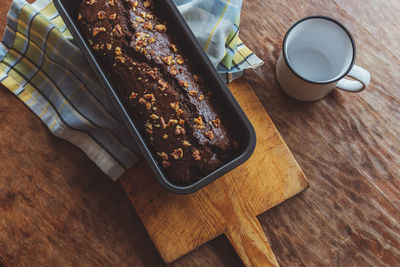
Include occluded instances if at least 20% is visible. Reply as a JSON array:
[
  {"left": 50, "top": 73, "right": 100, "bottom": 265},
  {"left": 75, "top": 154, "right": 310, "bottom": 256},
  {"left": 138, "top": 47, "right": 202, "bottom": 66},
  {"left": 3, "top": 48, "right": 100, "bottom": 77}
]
[{"left": 225, "top": 215, "right": 279, "bottom": 267}]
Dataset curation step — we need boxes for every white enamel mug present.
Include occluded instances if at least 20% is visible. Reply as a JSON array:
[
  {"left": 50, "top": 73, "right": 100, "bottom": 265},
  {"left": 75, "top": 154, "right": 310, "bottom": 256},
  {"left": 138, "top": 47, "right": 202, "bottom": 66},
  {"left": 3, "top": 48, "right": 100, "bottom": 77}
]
[{"left": 276, "top": 16, "right": 370, "bottom": 101}]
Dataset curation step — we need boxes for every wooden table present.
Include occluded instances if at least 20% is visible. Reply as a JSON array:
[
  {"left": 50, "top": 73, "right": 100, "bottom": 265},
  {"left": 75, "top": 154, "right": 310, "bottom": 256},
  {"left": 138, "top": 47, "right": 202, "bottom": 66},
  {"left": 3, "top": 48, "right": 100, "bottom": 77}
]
[{"left": 0, "top": 0, "right": 399, "bottom": 266}]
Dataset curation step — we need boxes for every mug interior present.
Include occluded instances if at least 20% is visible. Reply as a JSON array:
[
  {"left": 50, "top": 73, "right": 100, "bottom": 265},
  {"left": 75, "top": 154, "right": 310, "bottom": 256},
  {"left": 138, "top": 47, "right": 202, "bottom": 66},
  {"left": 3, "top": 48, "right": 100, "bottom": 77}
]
[{"left": 284, "top": 16, "right": 355, "bottom": 83}]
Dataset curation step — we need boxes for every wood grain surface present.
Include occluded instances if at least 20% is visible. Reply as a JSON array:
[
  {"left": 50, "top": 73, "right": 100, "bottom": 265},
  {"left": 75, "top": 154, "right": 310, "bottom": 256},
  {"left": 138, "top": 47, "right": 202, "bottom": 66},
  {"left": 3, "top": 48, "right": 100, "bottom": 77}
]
[
  {"left": 120, "top": 78, "right": 307, "bottom": 266},
  {"left": 0, "top": 0, "right": 399, "bottom": 266}
]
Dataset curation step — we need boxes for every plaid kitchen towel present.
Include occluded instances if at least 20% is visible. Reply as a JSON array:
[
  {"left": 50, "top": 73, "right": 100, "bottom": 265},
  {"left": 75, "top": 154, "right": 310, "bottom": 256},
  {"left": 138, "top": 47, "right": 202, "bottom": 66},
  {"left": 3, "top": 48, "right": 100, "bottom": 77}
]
[
  {"left": 0, "top": 0, "right": 263, "bottom": 180},
  {"left": 175, "top": 0, "right": 263, "bottom": 81}
]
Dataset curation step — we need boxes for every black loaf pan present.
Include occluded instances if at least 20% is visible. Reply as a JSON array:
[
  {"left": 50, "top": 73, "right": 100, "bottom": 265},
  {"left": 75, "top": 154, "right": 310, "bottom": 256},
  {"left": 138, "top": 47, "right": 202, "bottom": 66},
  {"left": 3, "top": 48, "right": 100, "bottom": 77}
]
[{"left": 54, "top": 0, "right": 256, "bottom": 194}]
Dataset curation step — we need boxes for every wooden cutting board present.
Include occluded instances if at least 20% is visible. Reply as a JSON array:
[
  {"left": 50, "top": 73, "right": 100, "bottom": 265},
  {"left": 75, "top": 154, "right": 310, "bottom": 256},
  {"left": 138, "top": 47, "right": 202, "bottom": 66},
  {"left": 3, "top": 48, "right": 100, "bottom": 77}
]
[{"left": 121, "top": 78, "right": 308, "bottom": 266}]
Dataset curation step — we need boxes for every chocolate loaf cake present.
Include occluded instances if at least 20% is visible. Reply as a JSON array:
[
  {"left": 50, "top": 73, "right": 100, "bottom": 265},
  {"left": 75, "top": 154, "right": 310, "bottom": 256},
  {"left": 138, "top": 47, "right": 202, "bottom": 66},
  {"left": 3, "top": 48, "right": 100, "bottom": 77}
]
[{"left": 77, "top": 0, "right": 238, "bottom": 185}]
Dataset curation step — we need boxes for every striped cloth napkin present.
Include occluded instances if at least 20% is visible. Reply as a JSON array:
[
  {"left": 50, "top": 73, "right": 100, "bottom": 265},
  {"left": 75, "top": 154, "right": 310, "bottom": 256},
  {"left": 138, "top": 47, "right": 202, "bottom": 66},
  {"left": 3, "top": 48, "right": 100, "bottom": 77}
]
[{"left": 0, "top": 0, "right": 263, "bottom": 180}]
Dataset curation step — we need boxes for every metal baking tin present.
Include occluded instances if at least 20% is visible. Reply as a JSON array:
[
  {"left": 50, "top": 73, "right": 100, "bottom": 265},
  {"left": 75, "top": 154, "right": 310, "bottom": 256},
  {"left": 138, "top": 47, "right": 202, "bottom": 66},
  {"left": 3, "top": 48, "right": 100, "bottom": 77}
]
[{"left": 54, "top": 0, "right": 256, "bottom": 194}]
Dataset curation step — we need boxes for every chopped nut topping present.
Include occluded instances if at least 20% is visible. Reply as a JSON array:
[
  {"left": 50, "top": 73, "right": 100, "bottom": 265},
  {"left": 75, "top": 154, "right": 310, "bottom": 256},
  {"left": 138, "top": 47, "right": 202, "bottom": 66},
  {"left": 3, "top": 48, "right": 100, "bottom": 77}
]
[
  {"left": 143, "top": 0, "right": 151, "bottom": 8},
  {"left": 169, "top": 102, "right": 179, "bottom": 111},
  {"left": 179, "top": 119, "right": 185, "bottom": 125},
  {"left": 140, "top": 12, "right": 147, "bottom": 18},
  {"left": 138, "top": 98, "right": 146, "bottom": 104},
  {"left": 148, "top": 37, "right": 156, "bottom": 44},
  {"left": 115, "top": 47, "right": 122, "bottom": 55},
  {"left": 150, "top": 114, "right": 159, "bottom": 120},
  {"left": 92, "top": 44, "right": 100, "bottom": 50},
  {"left": 176, "top": 109, "right": 184, "bottom": 116},
  {"left": 144, "top": 93, "right": 155, "bottom": 102},
  {"left": 194, "top": 116, "right": 203, "bottom": 126},
  {"left": 136, "top": 17, "right": 145, "bottom": 23},
  {"left": 175, "top": 125, "right": 186, "bottom": 135},
  {"left": 145, "top": 122, "right": 153, "bottom": 130},
  {"left": 145, "top": 102, "right": 152, "bottom": 110},
  {"left": 212, "top": 118, "right": 221, "bottom": 128},
  {"left": 160, "top": 117, "right": 167, "bottom": 129},
  {"left": 109, "top": 13, "right": 117, "bottom": 20},
  {"left": 155, "top": 24, "right": 167, "bottom": 32},
  {"left": 163, "top": 134, "right": 168, "bottom": 139},
  {"left": 192, "top": 149, "right": 201, "bottom": 161},
  {"left": 135, "top": 32, "right": 145, "bottom": 38},
  {"left": 179, "top": 81, "right": 189, "bottom": 88},
  {"left": 162, "top": 161, "right": 171, "bottom": 168},
  {"left": 145, "top": 69, "right": 157, "bottom": 80},
  {"left": 92, "top": 27, "right": 106, "bottom": 37},
  {"left": 176, "top": 55, "right": 184, "bottom": 65},
  {"left": 182, "top": 140, "right": 191, "bottom": 147},
  {"left": 144, "top": 21, "right": 153, "bottom": 30},
  {"left": 85, "top": 0, "right": 96, "bottom": 5},
  {"left": 205, "top": 130, "right": 214, "bottom": 140},
  {"left": 170, "top": 44, "right": 178, "bottom": 52},
  {"left": 140, "top": 48, "right": 148, "bottom": 55},
  {"left": 97, "top": 11, "right": 107, "bottom": 20},
  {"left": 168, "top": 119, "right": 178, "bottom": 126},
  {"left": 107, "top": 0, "right": 114, "bottom": 6},
  {"left": 162, "top": 56, "right": 174, "bottom": 65},
  {"left": 169, "top": 66, "right": 178, "bottom": 76},
  {"left": 129, "top": 92, "right": 138, "bottom": 99},
  {"left": 106, "top": 43, "right": 112, "bottom": 50},
  {"left": 112, "top": 24, "right": 123, "bottom": 37},
  {"left": 129, "top": 0, "right": 138, "bottom": 9},
  {"left": 157, "top": 152, "right": 169, "bottom": 161},
  {"left": 198, "top": 94, "right": 205, "bottom": 101},
  {"left": 189, "top": 90, "right": 198, "bottom": 96},
  {"left": 134, "top": 35, "right": 148, "bottom": 48},
  {"left": 78, "top": 13, "right": 82, "bottom": 21},
  {"left": 115, "top": 56, "right": 126, "bottom": 64},
  {"left": 157, "top": 79, "right": 168, "bottom": 91},
  {"left": 171, "top": 148, "right": 183, "bottom": 160}
]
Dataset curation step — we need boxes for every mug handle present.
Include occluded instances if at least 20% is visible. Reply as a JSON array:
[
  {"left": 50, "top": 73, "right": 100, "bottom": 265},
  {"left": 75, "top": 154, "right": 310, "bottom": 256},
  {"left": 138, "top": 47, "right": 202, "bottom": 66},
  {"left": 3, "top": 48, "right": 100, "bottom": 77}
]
[{"left": 336, "top": 65, "right": 370, "bottom": 92}]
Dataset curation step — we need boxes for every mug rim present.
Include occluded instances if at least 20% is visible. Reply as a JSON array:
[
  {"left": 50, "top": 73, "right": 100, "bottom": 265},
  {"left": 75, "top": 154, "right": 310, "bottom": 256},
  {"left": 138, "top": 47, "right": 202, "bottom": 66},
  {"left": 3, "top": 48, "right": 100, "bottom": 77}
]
[{"left": 282, "top": 15, "right": 356, "bottom": 85}]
